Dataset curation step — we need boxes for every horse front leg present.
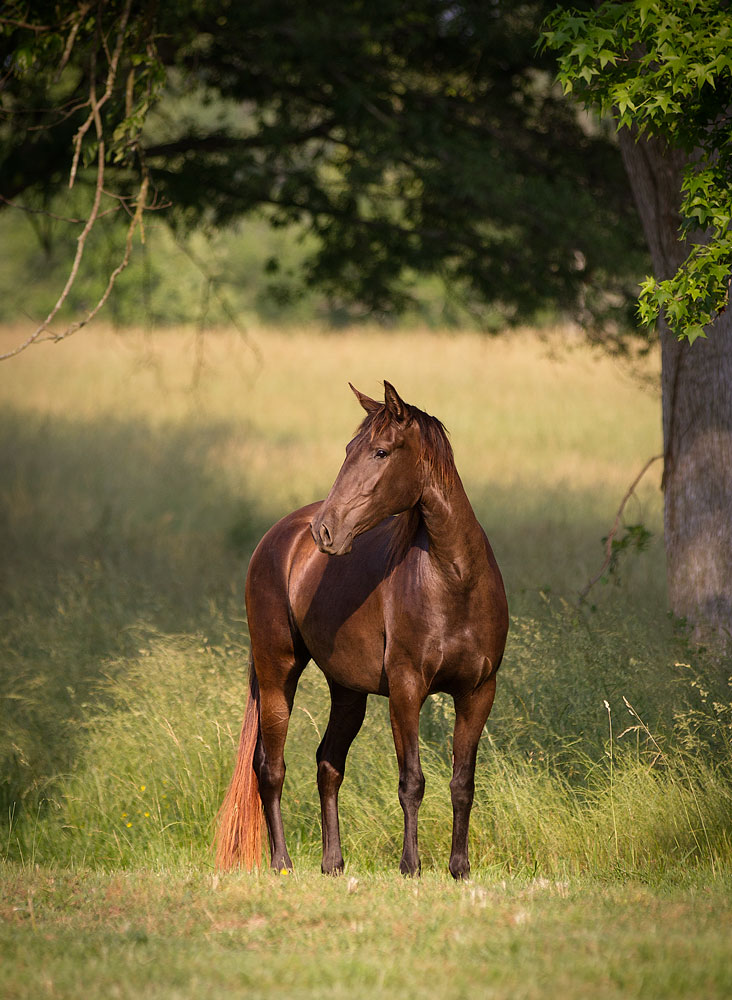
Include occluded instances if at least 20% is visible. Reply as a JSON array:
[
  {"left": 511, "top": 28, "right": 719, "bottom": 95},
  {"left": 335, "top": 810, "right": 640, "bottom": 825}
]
[
  {"left": 449, "top": 675, "right": 497, "bottom": 880},
  {"left": 388, "top": 680, "right": 426, "bottom": 876},
  {"left": 316, "top": 683, "right": 368, "bottom": 875}
]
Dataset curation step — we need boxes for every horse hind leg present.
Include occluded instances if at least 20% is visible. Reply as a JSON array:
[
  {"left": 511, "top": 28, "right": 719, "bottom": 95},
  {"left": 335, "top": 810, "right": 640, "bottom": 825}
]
[
  {"left": 449, "top": 676, "right": 497, "bottom": 880},
  {"left": 253, "top": 652, "right": 307, "bottom": 872},
  {"left": 316, "top": 682, "right": 368, "bottom": 875}
]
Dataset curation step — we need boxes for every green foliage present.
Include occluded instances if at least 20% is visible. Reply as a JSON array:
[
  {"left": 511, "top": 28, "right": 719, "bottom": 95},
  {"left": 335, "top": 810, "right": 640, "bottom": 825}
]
[
  {"left": 602, "top": 523, "right": 654, "bottom": 585},
  {"left": 0, "top": 1, "right": 648, "bottom": 337},
  {"left": 0, "top": 201, "right": 519, "bottom": 331},
  {"left": 0, "top": 0, "right": 164, "bottom": 190},
  {"left": 544, "top": 0, "right": 732, "bottom": 343}
]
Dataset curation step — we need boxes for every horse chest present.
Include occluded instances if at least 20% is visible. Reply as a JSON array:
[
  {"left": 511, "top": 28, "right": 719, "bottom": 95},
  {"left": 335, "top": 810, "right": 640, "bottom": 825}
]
[{"left": 385, "top": 583, "right": 496, "bottom": 690}]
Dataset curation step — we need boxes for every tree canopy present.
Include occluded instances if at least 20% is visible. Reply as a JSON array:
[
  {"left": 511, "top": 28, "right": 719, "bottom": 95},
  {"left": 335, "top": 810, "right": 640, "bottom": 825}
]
[
  {"left": 0, "top": 0, "right": 647, "bottom": 350},
  {"left": 544, "top": 0, "right": 732, "bottom": 344}
]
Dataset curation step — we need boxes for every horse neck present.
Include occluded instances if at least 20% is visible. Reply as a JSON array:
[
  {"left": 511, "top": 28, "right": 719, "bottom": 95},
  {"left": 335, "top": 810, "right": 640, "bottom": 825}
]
[{"left": 418, "top": 472, "right": 486, "bottom": 583}]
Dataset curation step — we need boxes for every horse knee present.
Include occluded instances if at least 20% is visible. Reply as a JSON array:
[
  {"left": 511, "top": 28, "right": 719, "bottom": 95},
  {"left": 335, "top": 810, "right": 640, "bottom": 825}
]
[{"left": 449, "top": 773, "right": 475, "bottom": 811}]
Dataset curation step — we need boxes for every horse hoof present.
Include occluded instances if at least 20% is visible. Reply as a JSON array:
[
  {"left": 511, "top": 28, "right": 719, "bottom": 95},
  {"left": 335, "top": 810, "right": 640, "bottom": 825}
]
[
  {"left": 449, "top": 861, "right": 470, "bottom": 881},
  {"left": 399, "top": 860, "right": 421, "bottom": 878}
]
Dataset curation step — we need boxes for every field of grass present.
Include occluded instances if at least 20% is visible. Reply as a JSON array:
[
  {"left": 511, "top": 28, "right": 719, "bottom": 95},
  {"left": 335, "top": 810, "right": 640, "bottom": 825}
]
[
  {"left": 2, "top": 321, "right": 732, "bottom": 997},
  {"left": 3, "top": 868, "right": 732, "bottom": 1000}
]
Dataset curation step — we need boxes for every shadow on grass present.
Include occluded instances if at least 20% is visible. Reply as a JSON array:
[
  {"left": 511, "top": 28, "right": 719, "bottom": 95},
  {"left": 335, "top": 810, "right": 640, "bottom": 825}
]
[{"left": 0, "top": 405, "right": 274, "bottom": 818}]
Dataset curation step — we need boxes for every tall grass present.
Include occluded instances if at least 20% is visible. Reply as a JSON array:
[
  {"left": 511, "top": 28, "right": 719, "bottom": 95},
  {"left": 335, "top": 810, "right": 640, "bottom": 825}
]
[
  {"left": 1, "top": 323, "right": 731, "bottom": 878},
  {"left": 8, "top": 614, "right": 732, "bottom": 878}
]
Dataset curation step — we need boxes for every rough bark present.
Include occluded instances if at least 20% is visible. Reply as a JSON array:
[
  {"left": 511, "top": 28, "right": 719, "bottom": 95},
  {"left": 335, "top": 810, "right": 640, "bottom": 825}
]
[{"left": 618, "top": 130, "right": 732, "bottom": 644}]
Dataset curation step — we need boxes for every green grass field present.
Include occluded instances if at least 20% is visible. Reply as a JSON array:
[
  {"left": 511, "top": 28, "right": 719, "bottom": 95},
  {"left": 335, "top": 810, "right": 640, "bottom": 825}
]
[{"left": 2, "top": 322, "right": 732, "bottom": 998}]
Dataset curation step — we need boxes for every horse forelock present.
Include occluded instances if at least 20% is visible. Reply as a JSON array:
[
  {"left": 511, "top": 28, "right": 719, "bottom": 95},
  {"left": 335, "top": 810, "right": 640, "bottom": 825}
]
[{"left": 356, "top": 402, "right": 456, "bottom": 493}]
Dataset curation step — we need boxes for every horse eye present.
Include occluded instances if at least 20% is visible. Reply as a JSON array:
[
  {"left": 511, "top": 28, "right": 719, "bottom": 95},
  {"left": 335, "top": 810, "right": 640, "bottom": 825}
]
[{"left": 374, "top": 449, "right": 388, "bottom": 459}]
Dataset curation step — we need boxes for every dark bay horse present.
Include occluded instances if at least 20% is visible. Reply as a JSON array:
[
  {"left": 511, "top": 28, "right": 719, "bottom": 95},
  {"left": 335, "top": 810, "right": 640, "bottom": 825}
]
[{"left": 215, "top": 382, "right": 508, "bottom": 878}]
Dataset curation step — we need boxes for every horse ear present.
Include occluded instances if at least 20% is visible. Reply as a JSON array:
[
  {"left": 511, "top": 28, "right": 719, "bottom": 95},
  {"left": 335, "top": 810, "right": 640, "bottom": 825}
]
[
  {"left": 349, "top": 383, "right": 381, "bottom": 414},
  {"left": 383, "top": 381, "right": 408, "bottom": 423}
]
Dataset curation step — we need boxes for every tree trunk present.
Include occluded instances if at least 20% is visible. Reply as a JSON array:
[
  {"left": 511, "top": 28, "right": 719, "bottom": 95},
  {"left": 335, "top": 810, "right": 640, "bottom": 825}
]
[{"left": 618, "top": 130, "right": 732, "bottom": 644}]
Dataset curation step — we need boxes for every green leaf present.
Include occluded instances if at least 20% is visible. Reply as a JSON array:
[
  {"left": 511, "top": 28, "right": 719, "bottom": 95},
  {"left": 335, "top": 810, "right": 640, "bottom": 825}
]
[
  {"left": 685, "top": 324, "right": 708, "bottom": 344},
  {"left": 637, "top": 0, "right": 659, "bottom": 26},
  {"left": 598, "top": 49, "right": 618, "bottom": 69}
]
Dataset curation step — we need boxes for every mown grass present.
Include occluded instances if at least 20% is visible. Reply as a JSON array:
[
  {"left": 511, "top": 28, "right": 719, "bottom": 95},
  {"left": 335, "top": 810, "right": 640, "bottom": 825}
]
[
  {"left": 3, "top": 866, "right": 732, "bottom": 1000},
  {"left": 1, "top": 322, "right": 731, "bottom": 996}
]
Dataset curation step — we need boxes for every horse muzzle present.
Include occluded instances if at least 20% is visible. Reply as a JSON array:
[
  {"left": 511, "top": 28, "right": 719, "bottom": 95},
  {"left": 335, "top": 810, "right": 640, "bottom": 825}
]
[{"left": 310, "top": 516, "right": 353, "bottom": 556}]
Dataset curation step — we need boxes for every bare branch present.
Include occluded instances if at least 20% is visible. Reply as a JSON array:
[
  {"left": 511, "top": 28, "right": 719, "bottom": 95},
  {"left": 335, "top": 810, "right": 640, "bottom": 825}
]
[
  {"left": 0, "top": 0, "right": 161, "bottom": 362},
  {"left": 51, "top": 173, "right": 150, "bottom": 345},
  {"left": 0, "top": 173, "right": 149, "bottom": 362},
  {"left": 55, "top": 3, "right": 93, "bottom": 81},
  {"left": 0, "top": 18, "right": 52, "bottom": 32},
  {"left": 69, "top": 0, "right": 133, "bottom": 189},
  {"left": 578, "top": 453, "right": 663, "bottom": 603},
  {"left": 0, "top": 193, "right": 121, "bottom": 224},
  {"left": 2, "top": 28, "right": 122, "bottom": 362}
]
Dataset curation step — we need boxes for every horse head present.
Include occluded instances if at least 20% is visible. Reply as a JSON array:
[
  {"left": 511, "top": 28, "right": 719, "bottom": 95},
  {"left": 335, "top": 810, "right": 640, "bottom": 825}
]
[{"left": 310, "top": 382, "right": 427, "bottom": 556}]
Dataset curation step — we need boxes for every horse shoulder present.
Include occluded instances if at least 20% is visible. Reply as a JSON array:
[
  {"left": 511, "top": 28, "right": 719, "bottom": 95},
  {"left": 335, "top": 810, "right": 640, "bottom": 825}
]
[{"left": 247, "top": 501, "right": 319, "bottom": 581}]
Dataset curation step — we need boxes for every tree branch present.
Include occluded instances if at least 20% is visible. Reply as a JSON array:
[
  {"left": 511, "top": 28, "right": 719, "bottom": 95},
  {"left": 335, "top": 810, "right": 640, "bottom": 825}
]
[
  {"left": 69, "top": 0, "right": 133, "bottom": 189},
  {"left": 578, "top": 453, "right": 663, "bottom": 603}
]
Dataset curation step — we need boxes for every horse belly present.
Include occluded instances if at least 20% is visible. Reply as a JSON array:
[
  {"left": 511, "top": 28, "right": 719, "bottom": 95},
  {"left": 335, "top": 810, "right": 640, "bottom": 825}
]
[{"left": 304, "top": 618, "right": 387, "bottom": 695}]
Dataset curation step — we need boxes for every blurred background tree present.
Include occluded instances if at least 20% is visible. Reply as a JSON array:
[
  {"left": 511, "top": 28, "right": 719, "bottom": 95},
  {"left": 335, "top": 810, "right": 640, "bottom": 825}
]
[
  {"left": 0, "top": 0, "right": 645, "bottom": 339},
  {"left": 5, "top": 0, "right": 731, "bottom": 641}
]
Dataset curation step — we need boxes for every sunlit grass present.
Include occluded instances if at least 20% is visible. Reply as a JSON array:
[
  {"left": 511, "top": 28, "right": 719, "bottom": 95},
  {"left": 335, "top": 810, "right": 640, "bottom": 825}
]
[
  {"left": 7, "top": 623, "right": 732, "bottom": 878},
  {"left": 2, "top": 321, "right": 730, "bottom": 883},
  {"left": 0, "top": 322, "right": 664, "bottom": 597},
  {"left": 3, "top": 864, "right": 732, "bottom": 1000}
]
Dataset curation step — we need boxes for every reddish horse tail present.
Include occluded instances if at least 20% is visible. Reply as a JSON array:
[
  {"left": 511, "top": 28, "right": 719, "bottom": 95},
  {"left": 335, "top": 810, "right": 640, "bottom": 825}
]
[{"left": 214, "top": 661, "right": 263, "bottom": 870}]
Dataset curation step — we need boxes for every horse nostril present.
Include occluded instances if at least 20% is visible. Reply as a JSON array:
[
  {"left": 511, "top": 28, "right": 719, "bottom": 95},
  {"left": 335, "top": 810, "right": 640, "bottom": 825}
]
[{"left": 319, "top": 522, "right": 332, "bottom": 547}]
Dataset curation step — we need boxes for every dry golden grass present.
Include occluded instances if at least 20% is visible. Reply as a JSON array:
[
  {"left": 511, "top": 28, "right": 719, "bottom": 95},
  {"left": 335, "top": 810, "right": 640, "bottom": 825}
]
[{"left": 0, "top": 321, "right": 664, "bottom": 603}]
